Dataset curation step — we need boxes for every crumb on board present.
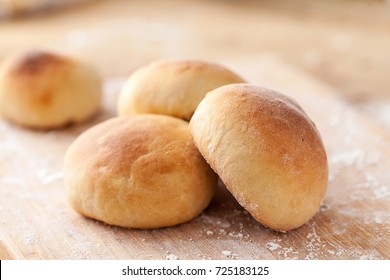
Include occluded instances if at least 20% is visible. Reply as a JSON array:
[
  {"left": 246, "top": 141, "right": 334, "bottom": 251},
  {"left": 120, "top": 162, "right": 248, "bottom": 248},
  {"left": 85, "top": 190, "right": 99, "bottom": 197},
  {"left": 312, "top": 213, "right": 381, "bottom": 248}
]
[
  {"left": 221, "top": 250, "right": 239, "bottom": 259},
  {"left": 166, "top": 253, "right": 178, "bottom": 260}
]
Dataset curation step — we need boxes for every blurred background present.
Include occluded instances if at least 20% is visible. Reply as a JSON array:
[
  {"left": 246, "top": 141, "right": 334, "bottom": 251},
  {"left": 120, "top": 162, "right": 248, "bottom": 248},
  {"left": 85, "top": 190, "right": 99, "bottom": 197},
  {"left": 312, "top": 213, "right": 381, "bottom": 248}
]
[
  {"left": 1, "top": 0, "right": 390, "bottom": 261},
  {"left": 1, "top": 0, "right": 389, "bottom": 130}
]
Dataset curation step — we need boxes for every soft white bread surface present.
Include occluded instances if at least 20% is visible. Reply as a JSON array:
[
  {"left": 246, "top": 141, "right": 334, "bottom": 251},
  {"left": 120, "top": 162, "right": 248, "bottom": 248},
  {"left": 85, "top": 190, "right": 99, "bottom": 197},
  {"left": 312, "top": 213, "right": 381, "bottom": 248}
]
[
  {"left": 117, "top": 59, "right": 245, "bottom": 121},
  {"left": 0, "top": 50, "right": 102, "bottom": 128},
  {"left": 189, "top": 84, "right": 328, "bottom": 231},
  {"left": 64, "top": 115, "right": 217, "bottom": 228}
]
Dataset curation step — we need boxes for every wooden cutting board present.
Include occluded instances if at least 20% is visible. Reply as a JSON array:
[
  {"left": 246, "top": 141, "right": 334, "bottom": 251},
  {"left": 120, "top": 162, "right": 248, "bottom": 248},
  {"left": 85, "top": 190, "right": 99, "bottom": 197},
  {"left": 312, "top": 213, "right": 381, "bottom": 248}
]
[
  {"left": 0, "top": 54, "right": 389, "bottom": 260},
  {"left": 0, "top": 0, "right": 94, "bottom": 18}
]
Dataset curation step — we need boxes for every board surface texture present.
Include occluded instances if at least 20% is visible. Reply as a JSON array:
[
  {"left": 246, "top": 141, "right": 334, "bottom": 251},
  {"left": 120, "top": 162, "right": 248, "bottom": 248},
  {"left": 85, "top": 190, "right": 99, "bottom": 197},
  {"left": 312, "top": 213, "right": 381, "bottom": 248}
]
[{"left": 0, "top": 55, "right": 389, "bottom": 260}]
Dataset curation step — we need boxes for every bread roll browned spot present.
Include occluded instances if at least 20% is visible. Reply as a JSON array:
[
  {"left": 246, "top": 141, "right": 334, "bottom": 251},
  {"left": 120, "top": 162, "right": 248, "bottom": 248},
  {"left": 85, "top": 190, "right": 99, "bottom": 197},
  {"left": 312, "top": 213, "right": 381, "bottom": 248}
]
[{"left": 10, "top": 51, "right": 67, "bottom": 76}]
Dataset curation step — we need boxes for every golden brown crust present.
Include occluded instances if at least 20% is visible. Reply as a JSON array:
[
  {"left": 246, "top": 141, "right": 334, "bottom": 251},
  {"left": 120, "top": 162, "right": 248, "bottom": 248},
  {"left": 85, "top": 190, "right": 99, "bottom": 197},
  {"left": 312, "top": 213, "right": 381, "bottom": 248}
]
[
  {"left": 117, "top": 59, "right": 245, "bottom": 121},
  {"left": 64, "top": 115, "right": 217, "bottom": 228},
  {"left": 189, "top": 84, "right": 328, "bottom": 231},
  {"left": 0, "top": 50, "right": 102, "bottom": 129},
  {"left": 8, "top": 51, "right": 67, "bottom": 76}
]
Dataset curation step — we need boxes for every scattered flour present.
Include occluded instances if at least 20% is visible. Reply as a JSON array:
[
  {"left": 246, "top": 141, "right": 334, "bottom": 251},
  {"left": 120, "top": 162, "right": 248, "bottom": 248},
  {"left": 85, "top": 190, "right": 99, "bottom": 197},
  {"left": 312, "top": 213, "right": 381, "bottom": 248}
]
[
  {"left": 264, "top": 238, "right": 300, "bottom": 259},
  {"left": 37, "top": 170, "right": 63, "bottom": 185},
  {"left": 229, "top": 232, "right": 243, "bottom": 239},
  {"left": 0, "top": 177, "right": 25, "bottom": 188},
  {"left": 266, "top": 242, "right": 281, "bottom": 251},
  {"left": 166, "top": 254, "right": 178, "bottom": 260},
  {"left": 221, "top": 250, "right": 239, "bottom": 259},
  {"left": 373, "top": 185, "right": 390, "bottom": 199},
  {"left": 201, "top": 215, "right": 231, "bottom": 228},
  {"left": 330, "top": 149, "right": 380, "bottom": 170},
  {"left": 304, "top": 224, "right": 322, "bottom": 260}
]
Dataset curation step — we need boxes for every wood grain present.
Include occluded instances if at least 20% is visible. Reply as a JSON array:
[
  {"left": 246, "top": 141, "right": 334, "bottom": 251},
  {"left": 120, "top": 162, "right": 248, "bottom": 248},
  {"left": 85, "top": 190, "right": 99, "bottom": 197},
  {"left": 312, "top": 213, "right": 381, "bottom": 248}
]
[
  {"left": 0, "top": 0, "right": 389, "bottom": 260},
  {"left": 0, "top": 240, "right": 15, "bottom": 260},
  {"left": 0, "top": 55, "right": 389, "bottom": 260}
]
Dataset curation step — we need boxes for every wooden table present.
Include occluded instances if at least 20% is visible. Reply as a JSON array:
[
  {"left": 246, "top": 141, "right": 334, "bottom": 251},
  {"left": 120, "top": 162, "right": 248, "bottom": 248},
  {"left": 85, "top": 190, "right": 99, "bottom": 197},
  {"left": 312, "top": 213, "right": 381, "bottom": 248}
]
[{"left": 0, "top": 0, "right": 389, "bottom": 260}]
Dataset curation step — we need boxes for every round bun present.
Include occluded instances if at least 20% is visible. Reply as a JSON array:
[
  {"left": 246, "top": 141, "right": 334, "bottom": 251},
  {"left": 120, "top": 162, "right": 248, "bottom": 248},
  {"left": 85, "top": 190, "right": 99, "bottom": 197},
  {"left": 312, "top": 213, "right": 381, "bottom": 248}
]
[
  {"left": 117, "top": 59, "right": 245, "bottom": 121},
  {"left": 64, "top": 115, "right": 217, "bottom": 228},
  {"left": 189, "top": 84, "right": 328, "bottom": 231},
  {"left": 0, "top": 50, "right": 102, "bottom": 128}
]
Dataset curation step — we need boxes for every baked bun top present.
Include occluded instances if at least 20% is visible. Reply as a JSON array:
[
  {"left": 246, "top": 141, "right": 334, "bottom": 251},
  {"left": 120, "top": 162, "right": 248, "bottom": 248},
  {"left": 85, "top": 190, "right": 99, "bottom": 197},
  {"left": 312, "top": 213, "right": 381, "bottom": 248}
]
[
  {"left": 117, "top": 59, "right": 245, "bottom": 121},
  {"left": 189, "top": 83, "right": 328, "bottom": 231},
  {"left": 0, "top": 50, "right": 102, "bottom": 128},
  {"left": 64, "top": 115, "right": 217, "bottom": 228}
]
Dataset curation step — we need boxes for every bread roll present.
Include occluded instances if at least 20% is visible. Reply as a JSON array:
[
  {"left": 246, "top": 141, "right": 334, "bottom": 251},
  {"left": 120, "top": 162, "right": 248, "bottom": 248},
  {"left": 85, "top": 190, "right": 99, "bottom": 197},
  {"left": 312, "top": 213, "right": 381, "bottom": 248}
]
[
  {"left": 189, "top": 84, "right": 328, "bottom": 231},
  {"left": 64, "top": 115, "right": 217, "bottom": 228},
  {"left": 0, "top": 50, "right": 102, "bottom": 128},
  {"left": 117, "top": 59, "right": 245, "bottom": 121}
]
